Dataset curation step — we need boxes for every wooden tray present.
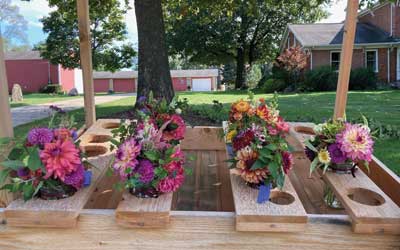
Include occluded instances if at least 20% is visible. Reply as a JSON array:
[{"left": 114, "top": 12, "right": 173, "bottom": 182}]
[{"left": 230, "top": 170, "right": 307, "bottom": 232}]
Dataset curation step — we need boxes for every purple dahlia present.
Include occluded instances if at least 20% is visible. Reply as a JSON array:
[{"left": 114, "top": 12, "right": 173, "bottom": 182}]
[
  {"left": 137, "top": 159, "right": 155, "bottom": 184},
  {"left": 27, "top": 127, "right": 54, "bottom": 146},
  {"left": 328, "top": 143, "right": 347, "bottom": 164},
  {"left": 64, "top": 164, "right": 84, "bottom": 189}
]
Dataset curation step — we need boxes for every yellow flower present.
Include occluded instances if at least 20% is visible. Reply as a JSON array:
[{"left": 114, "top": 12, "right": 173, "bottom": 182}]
[
  {"left": 234, "top": 100, "right": 250, "bottom": 113},
  {"left": 318, "top": 149, "right": 331, "bottom": 164},
  {"left": 226, "top": 130, "right": 237, "bottom": 143}
]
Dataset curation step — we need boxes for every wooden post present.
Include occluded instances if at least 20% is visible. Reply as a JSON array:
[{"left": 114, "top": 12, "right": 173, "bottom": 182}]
[
  {"left": 0, "top": 37, "right": 13, "bottom": 138},
  {"left": 333, "top": 0, "right": 359, "bottom": 119},
  {"left": 77, "top": 0, "right": 96, "bottom": 127}
]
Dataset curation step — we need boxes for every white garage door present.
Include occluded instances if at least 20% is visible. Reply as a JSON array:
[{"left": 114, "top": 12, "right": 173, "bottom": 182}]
[{"left": 192, "top": 78, "right": 211, "bottom": 91}]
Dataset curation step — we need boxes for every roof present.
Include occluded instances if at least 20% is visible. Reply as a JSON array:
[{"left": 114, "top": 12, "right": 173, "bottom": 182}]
[
  {"left": 4, "top": 50, "right": 42, "bottom": 60},
  {"left": 93, "top": 69, "right": 219, "bottom": 79},
  {"left": 288, "top": 22, "right": 398, "bottom": 48}
]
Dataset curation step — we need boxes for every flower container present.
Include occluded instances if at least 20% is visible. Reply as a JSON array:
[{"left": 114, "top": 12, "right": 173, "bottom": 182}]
[{"left": 39, "top": 184, "right": 77, "bottom": 200}]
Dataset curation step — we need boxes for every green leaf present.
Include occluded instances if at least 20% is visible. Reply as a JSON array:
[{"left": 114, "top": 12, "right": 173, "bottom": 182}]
[
  {"left": 0, "top": 160, "right": 25, "bottom": 170},
  {"left": 33, "top": 181, "right": 44, "bottom": 197},
  {"left": 268, "top": 161, "right": 279, "bottom": 180},
  {"left": 309, "top": 157, "right": 319, "bottom": 176},
  {"left": 322, "top": 164, "right": 329, "bottom": 175},
  {"left": 27, "top": 148, "right": 43, "bottom": 171},
  {"left": 265, "top": 144, "right": 277, "bottom": 151},
  {"left": 22, "top": 183, "right": 35, "bottom": 201},
  {"left": 250, "top": 159, "right": 266, "bottom": 170},
  {"left": 276, "top": 173, "right": 285, "bottom": 189},
  {"left": 304, "top": 140, "right": 318, "bottom": 152},
  {"left": 8, "top": 147, "right": 25, "bottom": 161},
  {"left": 0, "top": 169, "right": 11, "bottom": 184},
  {"left": 144, "top": 151, "right": 160, "bottom": 162}
]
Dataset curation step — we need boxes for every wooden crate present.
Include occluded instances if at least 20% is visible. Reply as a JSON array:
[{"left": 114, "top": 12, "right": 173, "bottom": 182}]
[{"left": 3, "top": 119, "right": 116, "bottom": 228}]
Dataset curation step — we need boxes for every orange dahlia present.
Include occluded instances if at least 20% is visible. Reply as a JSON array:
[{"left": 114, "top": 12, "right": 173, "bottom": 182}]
[
  {"left": 236, "top": 147, "right": 268, "bottom": 184},
  {"left": 234, "top": 100, "right": 250, "bottom": 113}
]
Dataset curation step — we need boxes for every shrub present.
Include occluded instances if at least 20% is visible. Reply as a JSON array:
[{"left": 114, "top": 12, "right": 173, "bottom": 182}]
[
  {"left": 349, "top": 68, "right": 377, "bottom": 90},
  {"left": 303, "top": 66, "right": 338, "bottom": 91},
  {"left": 261, "top": 78, "right": 287, "bottom": 93},
  {"left": 39, "top": 84, "right": 63, "bottom": 94}
]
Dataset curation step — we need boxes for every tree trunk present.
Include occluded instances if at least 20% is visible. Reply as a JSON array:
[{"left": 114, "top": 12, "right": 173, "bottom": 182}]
[
  {"left": 135, "top": 0, "right": 174, "bottom": 105},
  {"left": 235, "top": 48, "right": 246, "bottom": 89}
]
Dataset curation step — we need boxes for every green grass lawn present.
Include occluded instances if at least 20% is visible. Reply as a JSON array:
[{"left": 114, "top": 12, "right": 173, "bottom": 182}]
[
  {"left": 10, "top": 90, "right": 400, "bottom": 174},
  {"left": 9, "top": 93, "right": 82, "bottom": 108}
]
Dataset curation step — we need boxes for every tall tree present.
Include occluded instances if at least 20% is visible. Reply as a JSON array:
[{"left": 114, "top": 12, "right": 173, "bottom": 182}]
[
  {"left": 135, "top": 0, "right": 174, "bottom": 104},
  {"left": 164, "top": 0, "right": 328, "bottom": 89},
  {"left": 0, "top": 0, "right": 28, "bottom": 46},
  {"left": 38, "top": 0, "right": 136, "bottom": 72}
]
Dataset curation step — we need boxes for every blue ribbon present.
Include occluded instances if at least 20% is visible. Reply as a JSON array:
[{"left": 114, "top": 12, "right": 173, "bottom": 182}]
[
  {"left": 257, "top": 183, "right": 272, "bottom": 204},
  {"left": 83, "top": 170, "right": 92, "bottom": 187}
]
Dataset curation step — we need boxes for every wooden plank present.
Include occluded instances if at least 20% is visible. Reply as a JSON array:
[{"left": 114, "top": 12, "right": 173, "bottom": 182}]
[
  {"left": 1, "top": 209, "right": 399, "bottom": 250},
  {"left": 230, "top": 170, "right": 307, "bottom": 232},
  {"left": 4, "top": 119, "right": 116, "bottom": 227},
  {"left": 181, "top": 127, "right": 225, "bottom": 151},
  {"left": 216, "top": 150, "right": 234, "bottom": 212},
  {"left": 287, "top": 122, "right": 315, "bottom": 152},
  {"left": 333, "top": 0, "right": 359, "bottom": 119},
  {"left": 0, "top": 36, "right": 13, "bottom": 138},
  {"left": 115, "top": 191, "right": 173, "bottom": 228},
  {"left": 321, "top": 169, "right": 400, "bottom": 234},
  {"left": 76, "top": 0, "right": 96, "bottom": 127},
  {"left": 0, "top": 141, "right": 15, "bottom": 208}
]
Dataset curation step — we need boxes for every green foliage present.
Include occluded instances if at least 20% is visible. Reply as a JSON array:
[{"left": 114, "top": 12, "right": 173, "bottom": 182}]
[
  {"left": 39, "top": 84, "right": 63, "bottom": 94},
  {"left": 303, "top": 66, "right": 338, "bottom": 91},
  {"left": 246, "top": 65, "right": 262, "bottom": 89},
  {"left": 349, "top": 67, "right": 377, "bottom": 90},
  {"left": 261, "top": 78, "right": 287, "bottom": 93},
  {"left": 37, "top": 0, "right": 136, "bottom": 71}
]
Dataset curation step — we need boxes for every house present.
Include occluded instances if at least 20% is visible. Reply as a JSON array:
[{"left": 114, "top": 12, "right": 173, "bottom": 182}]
[
  {"left": 4, "top": 50, "right": 219, "bottom": 93},
  {"left": 280, "top": 1, "right": 400, "bottom": 83},
  {"left": 93, "top": 69, "right": 219, "bottom": 93},
  {"left": 4, "top": 50, "right": 79, "bottom": 93}
]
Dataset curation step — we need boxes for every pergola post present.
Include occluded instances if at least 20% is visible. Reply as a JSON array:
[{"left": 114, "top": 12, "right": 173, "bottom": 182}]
[
  {"left": 0, "top": 36, "right": 14, "bottom": 138},
  {"left": 77, "top": 0, "right": 96, "bottom": 127},
  {"left": 333, "top": 0, "right": 359, "bottom": 119}
]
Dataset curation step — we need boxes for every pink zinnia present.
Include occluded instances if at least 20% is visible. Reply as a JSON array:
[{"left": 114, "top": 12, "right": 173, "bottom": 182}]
[
  {"left": 162, "top": 114, "right": 186, "bottom": 141},
  {"left": 40, "top": 139, "right": 82, "bottom": 181},
  {"left": 157, "top": 168, "right": 185, "bottom": 193},
  {"left": 276, "top": 117, "right": 290, "bottom": 133},
  {"left": 113, "top": 138, "right": 141, "bottom": 179},
  {"left": 336, "top": 123, "right": 374, "bottom": 162}
]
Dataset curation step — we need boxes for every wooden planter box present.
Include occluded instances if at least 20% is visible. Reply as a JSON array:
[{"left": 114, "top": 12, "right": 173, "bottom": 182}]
[{"left": 0, "top": 120, "right": 399, "bottom": 250}]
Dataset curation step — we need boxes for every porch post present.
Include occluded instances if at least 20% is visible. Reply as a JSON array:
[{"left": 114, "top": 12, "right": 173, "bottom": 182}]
[
  {"left": 77, "top": 0, "right": 96, "bottom": 127},
  {"left": 333, "top": 0, "right": 359, "bottom": 119},
  {"left": 0, "top": 36, "right": 14, "bottom": 138}
]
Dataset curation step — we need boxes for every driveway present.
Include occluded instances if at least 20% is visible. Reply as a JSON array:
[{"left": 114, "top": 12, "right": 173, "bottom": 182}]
[{"left": 11, "top": 93, "right": 135, "bottom": 127}]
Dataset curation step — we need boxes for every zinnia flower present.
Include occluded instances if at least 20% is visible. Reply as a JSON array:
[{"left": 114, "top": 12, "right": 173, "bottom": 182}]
[
  {"left": 40, "top": 139, "right": 82, "bottom": 181},
  {"left": 234, "top": 100, "right": 250, "bottom": 112},
  {"left": 236, "top": 146, "right": 268, "bottom": 183},
  {"left": 113, "top": 138, "right": 141, "bottom": 179},
  {"left": 328, "top": 143, "right": 347, "bottom": 164},
  {"left": 27, "top": 128, "right": 54, "bottom": 146},
  {"left": 157, "top": 167, "right": 185, "bottom": 193},
  {"left": 64, "top": 164, "right": 84, "bottom": 189},
  {"left": 281, "top": 151, "right": 293, "bottom": 174},
  {"left": 318, "top": 148, "right": 331, "bottom": 164},
  {"left": 162, "top": 114, "right": 186, "bottom": 142},
  {"left": 336, "top": 123, "right": 374, "bottom": 162},
  {"left": 137, "top": 159, "right": 155, "bottom": 184}
]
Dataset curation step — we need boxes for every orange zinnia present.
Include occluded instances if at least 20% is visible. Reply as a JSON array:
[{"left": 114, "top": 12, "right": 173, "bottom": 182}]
[{"left": 234, "top": 100, "right": 250, "bottom": 113}]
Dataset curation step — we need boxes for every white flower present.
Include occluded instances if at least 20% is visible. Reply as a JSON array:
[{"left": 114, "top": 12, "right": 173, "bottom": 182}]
[{"left": 175, "top": 108, "right": 182, "bottom": 114}]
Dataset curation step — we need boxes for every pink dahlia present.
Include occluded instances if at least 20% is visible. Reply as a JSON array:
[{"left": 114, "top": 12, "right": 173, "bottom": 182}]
[
  {"left": 64, "top": 164, "right": 84, "bottom": 189},
  {"left": 276, "top": 117, "right": 290, "bottom": 133},
  {"left": 113, "top": 138, "right": 141, "bottom": 179},
  {"left": 281, "top": 151, "right": 293, "bottom": 174},
  {"left": 157, "top": 168, "right": 185, "bottom": 193},
  {"left": 162, "top": 114, "right": 186, "bottom": 141},
  {"left": 336, "top": 123, "right": 374, "bottom": 162},
  {"left": 40, "top": 139, "right": 82, "bottom": 181},
  {"left": 171, "top": 146, "right": 185, "bottom": 163}
]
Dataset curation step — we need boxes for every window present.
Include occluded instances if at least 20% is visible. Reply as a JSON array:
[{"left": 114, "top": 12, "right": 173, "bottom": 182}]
[
  {"left": 365, "top": 50, "right": 378, "bottom": 72},
  {"left": 331, "top": 52, "right": 341, "bottom": 71}
]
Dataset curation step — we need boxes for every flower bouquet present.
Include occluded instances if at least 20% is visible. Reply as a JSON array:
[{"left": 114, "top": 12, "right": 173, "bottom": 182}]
[
  {"left": 224, "top": 93, "right": 293, "bottom": 203},
  {"left": 304, "top": 119, "right": 374, "bottom": 176},
  {"left": 0, "top": 107, "right": 91, "bottom": 201},
  {"left": 110, "top": 95, "right": 188, "bottom": 198}
]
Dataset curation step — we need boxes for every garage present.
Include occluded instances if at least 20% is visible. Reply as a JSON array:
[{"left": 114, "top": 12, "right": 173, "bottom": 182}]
[{"left": 192, "top": 78, "right": 212, "bottom": 91}]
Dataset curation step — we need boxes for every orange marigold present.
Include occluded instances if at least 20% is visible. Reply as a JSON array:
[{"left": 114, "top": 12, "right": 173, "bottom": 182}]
[{"left": 234, "top": 100, "right": 250, "bottom": 113}]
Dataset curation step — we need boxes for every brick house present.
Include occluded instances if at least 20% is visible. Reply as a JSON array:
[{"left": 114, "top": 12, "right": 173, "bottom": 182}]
[{"left": 280, "top": 1, "right": 400, "bottom": 83}]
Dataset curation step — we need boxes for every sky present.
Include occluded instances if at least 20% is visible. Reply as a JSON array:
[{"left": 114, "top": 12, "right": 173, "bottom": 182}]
[{"left": 12, "top": 0, "right": 347, "bottom": 47}]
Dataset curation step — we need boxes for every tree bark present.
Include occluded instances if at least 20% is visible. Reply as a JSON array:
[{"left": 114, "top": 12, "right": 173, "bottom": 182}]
[
  {"left": 135, "top": 0, "right": 174, "bottom": 105},
  {"left": 235, "top": 47, "right": 246, "bottom": 89}
]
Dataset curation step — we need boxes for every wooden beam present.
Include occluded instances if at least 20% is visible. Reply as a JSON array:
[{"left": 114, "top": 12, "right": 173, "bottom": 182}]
[
  {"left": 0, "top": 37, "right": 14, "bottom": 138},
  {"left": 333, "top": 0, "right": 359, "bottom": 119},
  {"left": 77, "top": 0, "right": 96, "bottom": 127}
]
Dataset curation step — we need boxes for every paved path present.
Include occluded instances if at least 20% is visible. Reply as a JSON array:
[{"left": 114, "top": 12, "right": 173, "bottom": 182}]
[{"left": 11, "top": 93, "right": 135, "bottom": 127}]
